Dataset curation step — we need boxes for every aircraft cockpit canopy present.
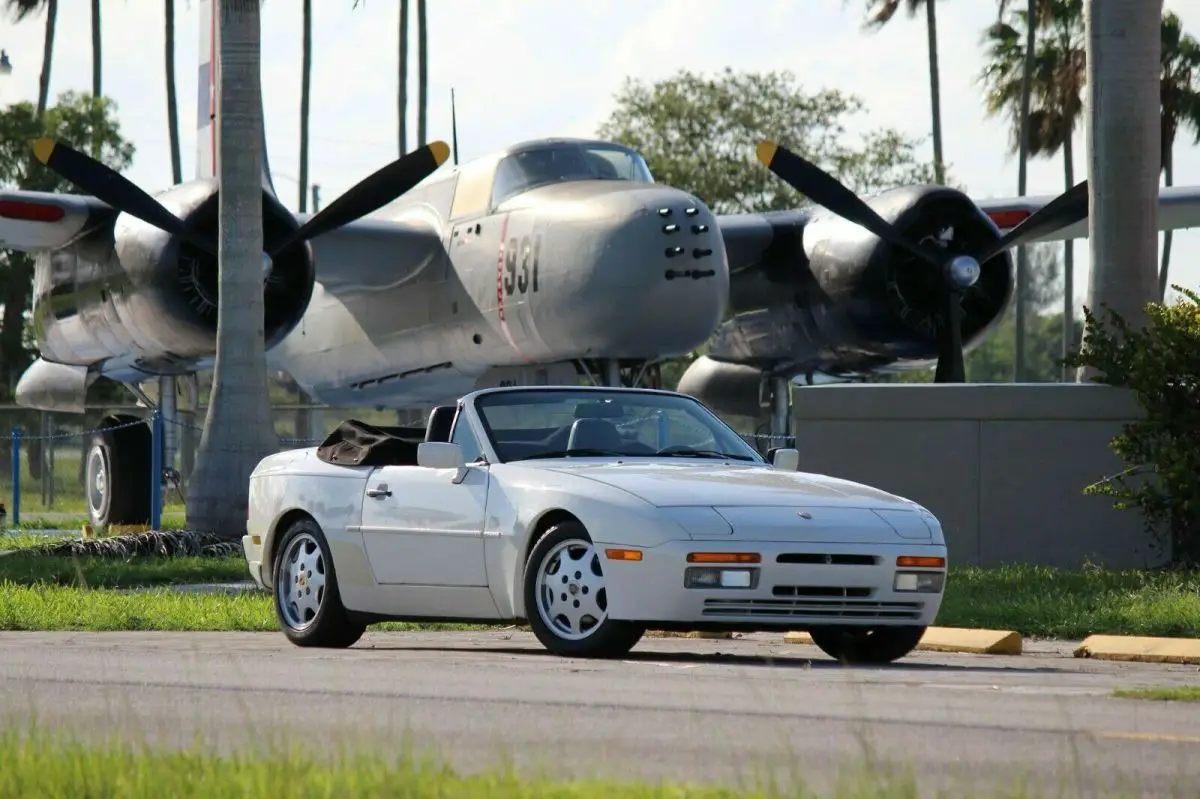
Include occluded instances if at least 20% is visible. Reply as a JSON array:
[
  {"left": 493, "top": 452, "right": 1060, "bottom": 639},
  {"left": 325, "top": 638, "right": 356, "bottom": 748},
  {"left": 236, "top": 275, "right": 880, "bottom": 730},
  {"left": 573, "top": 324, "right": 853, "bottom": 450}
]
[{"left": 490, "top": 142, "right": 654, "bottom": 207}]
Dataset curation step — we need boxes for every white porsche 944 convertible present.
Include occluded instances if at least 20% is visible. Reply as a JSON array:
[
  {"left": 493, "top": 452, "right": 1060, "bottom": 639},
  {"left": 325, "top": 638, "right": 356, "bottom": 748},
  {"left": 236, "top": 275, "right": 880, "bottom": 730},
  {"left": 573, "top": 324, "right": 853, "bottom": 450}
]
[{"left": 242, "top": 385, "right": 948, "bottom": 663}]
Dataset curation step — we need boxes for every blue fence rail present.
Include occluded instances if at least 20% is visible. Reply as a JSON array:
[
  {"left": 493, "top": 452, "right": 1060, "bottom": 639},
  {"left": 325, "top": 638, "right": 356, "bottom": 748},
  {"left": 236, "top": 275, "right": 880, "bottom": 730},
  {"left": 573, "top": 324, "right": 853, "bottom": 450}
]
[{"left": 2, "top": 405, "right": 795, "bottom": 528}]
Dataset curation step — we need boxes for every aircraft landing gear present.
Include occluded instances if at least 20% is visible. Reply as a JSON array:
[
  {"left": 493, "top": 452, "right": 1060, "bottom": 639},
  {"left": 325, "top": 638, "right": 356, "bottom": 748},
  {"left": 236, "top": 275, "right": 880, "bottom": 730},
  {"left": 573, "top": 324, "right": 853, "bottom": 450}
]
[
  {"left": 576, "top": 359, "right": 661, "bottom": 389},
  {"left": 85, "top": 414, "right": 152, "bottom": 527}
]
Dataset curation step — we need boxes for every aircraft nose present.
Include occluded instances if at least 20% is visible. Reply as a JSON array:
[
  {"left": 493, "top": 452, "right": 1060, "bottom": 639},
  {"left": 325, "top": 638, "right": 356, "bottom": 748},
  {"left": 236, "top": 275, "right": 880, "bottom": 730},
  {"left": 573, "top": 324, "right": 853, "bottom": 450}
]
[{"left": 542, "top": 186, "right": 729, "bottom": 358}]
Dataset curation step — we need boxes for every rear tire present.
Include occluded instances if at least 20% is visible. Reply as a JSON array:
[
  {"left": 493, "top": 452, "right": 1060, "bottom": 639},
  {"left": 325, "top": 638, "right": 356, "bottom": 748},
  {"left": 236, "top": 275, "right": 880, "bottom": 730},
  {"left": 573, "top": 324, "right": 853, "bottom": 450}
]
[
  {"left": 85, "top": 414, "right": 152, "bottom": 528},
  {"left": 272, "top": 518, "right": 366, "bottom": 648},
  {"left": 524, "top": 520, "right": 644, "bottom": 658},
  {"left": 808, "top": 625, "right": 926, "bottom": 664}
]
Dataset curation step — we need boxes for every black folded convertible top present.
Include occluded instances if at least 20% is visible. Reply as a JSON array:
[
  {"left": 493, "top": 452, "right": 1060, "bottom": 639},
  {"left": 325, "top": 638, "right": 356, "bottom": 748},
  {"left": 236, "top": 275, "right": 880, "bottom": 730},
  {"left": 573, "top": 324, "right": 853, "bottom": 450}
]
[{"left": 314, "top": 419, "right": 426, "bottom": 467}]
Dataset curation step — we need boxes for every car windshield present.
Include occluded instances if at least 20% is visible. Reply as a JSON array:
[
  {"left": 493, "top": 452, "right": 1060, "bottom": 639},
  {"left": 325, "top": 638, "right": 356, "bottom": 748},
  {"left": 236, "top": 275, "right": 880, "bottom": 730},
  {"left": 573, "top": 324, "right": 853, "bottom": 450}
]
[{"left": 472, "top": 389, "right": 764, "bottom": 464}]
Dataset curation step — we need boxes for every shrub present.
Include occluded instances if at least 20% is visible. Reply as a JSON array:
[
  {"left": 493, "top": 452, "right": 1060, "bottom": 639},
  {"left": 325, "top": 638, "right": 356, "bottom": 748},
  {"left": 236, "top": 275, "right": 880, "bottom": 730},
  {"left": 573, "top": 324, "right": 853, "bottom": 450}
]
[{"left": 1063, "top": 285, "right": 1200, "bottom": 567}]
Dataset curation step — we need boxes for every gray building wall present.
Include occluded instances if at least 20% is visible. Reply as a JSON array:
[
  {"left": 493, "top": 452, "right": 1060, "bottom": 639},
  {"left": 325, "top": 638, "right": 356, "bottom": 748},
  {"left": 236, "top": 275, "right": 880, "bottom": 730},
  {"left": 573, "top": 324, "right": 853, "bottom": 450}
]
[{"left": 789, "top": 383, "right": 1164, "bottom": 569}]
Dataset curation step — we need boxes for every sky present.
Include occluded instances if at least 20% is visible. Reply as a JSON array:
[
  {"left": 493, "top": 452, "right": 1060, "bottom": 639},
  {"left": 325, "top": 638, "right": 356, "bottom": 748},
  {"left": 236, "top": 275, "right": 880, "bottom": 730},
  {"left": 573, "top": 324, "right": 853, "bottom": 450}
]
[{"left": 1, "top": 0, "right": 1198, "bottom": 309}]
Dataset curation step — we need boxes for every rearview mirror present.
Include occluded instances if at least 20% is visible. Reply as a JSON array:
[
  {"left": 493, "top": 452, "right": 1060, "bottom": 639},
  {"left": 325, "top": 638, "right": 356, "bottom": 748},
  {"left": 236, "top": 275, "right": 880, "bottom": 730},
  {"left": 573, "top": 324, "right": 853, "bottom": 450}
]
[
  {"left": 418, "top": 441, "right": 465, "bottom": 470},
  {"left": 771, "top": 448, "right": 800, "bottom": 472}
]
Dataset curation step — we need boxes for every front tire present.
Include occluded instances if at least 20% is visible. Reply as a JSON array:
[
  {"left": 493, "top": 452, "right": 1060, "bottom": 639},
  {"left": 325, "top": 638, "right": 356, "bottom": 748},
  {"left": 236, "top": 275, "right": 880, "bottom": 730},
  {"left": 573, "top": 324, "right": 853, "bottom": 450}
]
[
  {"left": 808, "top": 625, "right": 926, "bottom": 665},
  {"left": 524, "top": 521, "right": 644, "bottom": 658},
  {"left": 272, "top": 518, "right": 366, "bottom": 648}
]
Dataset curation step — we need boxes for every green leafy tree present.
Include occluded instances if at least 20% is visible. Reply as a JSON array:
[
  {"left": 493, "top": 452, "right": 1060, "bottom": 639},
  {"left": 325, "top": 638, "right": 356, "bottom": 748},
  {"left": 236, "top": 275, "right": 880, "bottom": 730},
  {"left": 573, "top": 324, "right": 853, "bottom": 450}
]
[
  {"left": 0, "top": 92, "right": 135, "bottom": 394},
  {"left": 1063, "top": 287, "right": 1200, "bottom": 567},
  {"left": 596, "top": 68, "right": 940, "bottom": 214}
]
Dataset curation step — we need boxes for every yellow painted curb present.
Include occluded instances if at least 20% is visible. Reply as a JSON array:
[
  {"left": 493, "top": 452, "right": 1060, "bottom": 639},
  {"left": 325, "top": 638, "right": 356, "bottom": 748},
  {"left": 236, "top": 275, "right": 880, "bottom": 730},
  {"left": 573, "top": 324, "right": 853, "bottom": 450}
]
[
  {"left": 1074, "top": 635, "right": 1200, "bottom": 665},
  {"left": 784, "top": 626, "right": 1022, "bottom": 655},
  {"left": 646, "top": 630, "right": 733, "bottom": 639}
]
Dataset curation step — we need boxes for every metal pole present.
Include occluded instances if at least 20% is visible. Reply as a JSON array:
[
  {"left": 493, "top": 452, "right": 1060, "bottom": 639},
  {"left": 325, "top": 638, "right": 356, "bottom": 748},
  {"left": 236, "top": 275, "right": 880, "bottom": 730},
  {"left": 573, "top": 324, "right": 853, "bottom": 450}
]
[
  {"left": 9, "top": 428, "right": 20, "bottom": 527},
  {"left": 150, "top": 410, "right": 163, "bottom": 529}
]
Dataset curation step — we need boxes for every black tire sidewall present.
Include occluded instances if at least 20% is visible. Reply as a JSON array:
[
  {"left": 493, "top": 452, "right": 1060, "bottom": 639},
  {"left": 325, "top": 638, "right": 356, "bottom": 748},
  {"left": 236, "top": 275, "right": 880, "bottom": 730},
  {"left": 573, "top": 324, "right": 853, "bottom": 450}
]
[
  {"left": 271, "top": 518, "right": 362, "bottom": 647},
  {"left": 809, "top": 625, "right": 926, "bottom": 664},
  {"left": 523, "top": 521, "right": 642, "bottom": 657}
]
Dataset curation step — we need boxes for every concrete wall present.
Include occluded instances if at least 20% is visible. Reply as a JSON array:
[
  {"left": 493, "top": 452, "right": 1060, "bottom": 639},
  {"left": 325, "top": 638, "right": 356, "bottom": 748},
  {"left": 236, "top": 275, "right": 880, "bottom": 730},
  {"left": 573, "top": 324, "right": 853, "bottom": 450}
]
[{"left": 789, "top": 383, "right": 1165, "bottom": 569}]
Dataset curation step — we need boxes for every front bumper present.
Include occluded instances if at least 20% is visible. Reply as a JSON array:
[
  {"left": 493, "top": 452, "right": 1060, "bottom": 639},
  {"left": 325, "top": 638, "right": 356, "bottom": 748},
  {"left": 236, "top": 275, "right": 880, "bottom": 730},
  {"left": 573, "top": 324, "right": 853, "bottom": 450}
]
[
  {"left": 241, "top": 534, "right": 267, "bottom": 590},
  {"left": 597, "top": 539, "right": 947, "bottom": 629}
]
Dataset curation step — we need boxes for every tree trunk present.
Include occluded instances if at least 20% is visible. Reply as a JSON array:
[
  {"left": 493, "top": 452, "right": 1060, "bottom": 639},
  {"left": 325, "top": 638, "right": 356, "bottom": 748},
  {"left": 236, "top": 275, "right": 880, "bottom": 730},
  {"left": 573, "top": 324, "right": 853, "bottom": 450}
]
[
  {"left": 924, "top": 0, "right": 945, "bottom": 185},
  {"left": 399, "top": 0, "right": 409, "bottom": 154},
  {"left": 165, "top": 0, "right": 183, "bottom": 184},
  {"left": 416, "top": 0, "right": 427, "bottom": 147},
  {"left": 1158, "top": 146, "right": 1174, "bottom": 300},
  {"left": 1079, "top": 0, "right": 1162, "bottom": 382},
  {"left": 1061, "top": 133, "right": 1075, "bottom": 380},
  {"left": 1013, "top": 0, "right": 1036, "bottom": 383},
  {"left": 186, "top": 0, "right": 280, "bottom": 536},
  {"left": 36, "top": 0, "right": 57, "bottom": 117}
]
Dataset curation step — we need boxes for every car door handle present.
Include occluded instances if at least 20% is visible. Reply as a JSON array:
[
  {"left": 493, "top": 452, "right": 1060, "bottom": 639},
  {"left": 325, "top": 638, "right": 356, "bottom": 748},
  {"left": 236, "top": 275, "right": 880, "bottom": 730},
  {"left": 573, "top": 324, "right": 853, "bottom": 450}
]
[{"left": 366, "top": 484, "right": 392, "bottom": 499}]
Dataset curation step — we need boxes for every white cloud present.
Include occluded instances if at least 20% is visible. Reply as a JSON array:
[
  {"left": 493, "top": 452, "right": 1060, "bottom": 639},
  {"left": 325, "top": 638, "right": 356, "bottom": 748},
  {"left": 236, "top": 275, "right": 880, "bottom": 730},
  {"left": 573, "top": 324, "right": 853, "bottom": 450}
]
[{"left": 2, "top": 0, "right": 1198, "bottom": 304}]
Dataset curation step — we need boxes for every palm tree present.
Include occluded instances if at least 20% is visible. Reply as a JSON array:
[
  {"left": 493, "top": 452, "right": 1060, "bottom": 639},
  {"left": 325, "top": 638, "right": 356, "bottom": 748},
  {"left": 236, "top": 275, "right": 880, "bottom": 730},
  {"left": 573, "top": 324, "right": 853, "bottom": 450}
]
[
  {"left": 855, "top": 0, "right": 946, "bottom": 185},
  {"left": 1078, "top": 0, "right": 1163, "bottom": 382},
  {"left": 164, "top": 0, "right": 182, "bottom": 184},
  {"left": 1157, "top": 11, "right": 1200, "bottom": 300},
  {"left": 298, "top": 0, "right": 311, "bottom": 214},
  {"left": 416, "top": 0, "right": 427, "bottom": 147},
  {"left": 4, "top": 0, "right": 56, "bottom": 117},
  {"left": 982, "top": 0, "right": 1037, "bottom": 381},
  {"left": 89, "top": 0, "right": 100, "bottom": 134},
  {"left": 399, "top": 0, "right": 409, "bottom": 153},
  {"left": 982, "top": 0, "right": 1085, "bottom": 380},
  {"left": 186, "top": 0, "right": 280, "bottom": 535}
]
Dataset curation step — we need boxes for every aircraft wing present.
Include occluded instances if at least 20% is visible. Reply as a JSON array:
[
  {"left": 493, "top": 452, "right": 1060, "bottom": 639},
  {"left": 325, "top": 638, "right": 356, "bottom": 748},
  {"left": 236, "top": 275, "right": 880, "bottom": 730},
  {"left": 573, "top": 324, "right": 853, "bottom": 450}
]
[
  {"left": 0, "top": 189, "right": 117, "bottom": 252},
  {"left": 973, "top": 185, "right": 1200, "bottom": 241}
]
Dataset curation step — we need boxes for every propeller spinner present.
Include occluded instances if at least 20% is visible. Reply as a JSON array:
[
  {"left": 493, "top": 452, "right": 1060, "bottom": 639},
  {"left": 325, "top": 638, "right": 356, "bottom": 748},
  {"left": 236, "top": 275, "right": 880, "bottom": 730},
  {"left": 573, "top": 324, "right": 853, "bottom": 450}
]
[
  {"left": 31, "top": 137, "right": 451, "bottom": 264},
  {"left": 755, "top": 141, "right": 1090, "bottom": 383}
]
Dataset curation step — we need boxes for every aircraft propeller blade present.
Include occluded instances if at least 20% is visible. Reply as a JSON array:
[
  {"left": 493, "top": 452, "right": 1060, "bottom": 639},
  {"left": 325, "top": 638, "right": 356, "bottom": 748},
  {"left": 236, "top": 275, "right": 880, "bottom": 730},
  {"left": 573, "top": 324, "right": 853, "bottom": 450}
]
[
  {"left": 31, "top": 138, "right": 217, "bottom": 254},
  {"left": 933, "top": 291, "right": 966, "bottom": 383},
  {"left": 971, "top": 180, "right": 1089, "bottom": 265},
  {"left": 755, "top": 141, "right": 942, "bottom": 269},
  {"left": 267, "top": 140, "right": 451, "bottom": 258}
]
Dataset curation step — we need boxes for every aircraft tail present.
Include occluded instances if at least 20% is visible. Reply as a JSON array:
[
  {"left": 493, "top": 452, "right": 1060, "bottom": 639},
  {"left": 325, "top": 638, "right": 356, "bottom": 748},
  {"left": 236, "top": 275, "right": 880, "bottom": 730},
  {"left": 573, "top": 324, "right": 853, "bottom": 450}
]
[{"left": 196, "top": 0, "right": 277, "bottom": 195}]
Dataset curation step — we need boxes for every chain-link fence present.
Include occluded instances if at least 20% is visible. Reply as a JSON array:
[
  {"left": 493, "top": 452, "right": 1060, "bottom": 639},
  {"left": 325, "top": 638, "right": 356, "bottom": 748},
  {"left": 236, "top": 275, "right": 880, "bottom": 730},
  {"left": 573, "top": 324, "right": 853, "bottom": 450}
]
[{"left": 1, "top": 402, "right": 795, "bottom": 527}]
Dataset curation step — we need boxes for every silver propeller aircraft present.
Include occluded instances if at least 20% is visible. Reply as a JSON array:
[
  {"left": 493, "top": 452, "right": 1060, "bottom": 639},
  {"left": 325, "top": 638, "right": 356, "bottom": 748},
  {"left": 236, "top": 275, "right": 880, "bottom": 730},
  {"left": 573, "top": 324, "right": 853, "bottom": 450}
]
[{"left": 4, "top": 0, "right": 1200, "bottom": 527}]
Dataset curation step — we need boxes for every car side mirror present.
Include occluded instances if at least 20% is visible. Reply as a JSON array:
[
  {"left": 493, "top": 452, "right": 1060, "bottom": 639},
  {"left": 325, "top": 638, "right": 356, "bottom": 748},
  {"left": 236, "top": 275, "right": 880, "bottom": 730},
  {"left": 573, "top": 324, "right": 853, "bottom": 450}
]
[
  {"left": 418, "top": 442, "right": 465, "bottom": 470},
  {"left": 771, "top": 448, "right": 800, "bottom": 472}
]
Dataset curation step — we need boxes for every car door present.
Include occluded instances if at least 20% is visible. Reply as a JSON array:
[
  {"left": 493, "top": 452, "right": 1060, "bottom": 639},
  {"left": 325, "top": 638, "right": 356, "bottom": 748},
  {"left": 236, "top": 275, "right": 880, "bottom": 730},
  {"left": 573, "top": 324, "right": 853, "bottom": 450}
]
[{"left": 359, "top": 417, "right": 490, "bottom": 587}]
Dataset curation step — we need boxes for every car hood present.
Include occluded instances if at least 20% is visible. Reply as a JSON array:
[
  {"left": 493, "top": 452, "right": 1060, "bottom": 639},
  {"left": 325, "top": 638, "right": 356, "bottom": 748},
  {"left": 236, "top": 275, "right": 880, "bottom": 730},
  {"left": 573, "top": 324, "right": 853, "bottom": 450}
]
[{"left": 530, "top": 461, "right": 912, "bottom": 509}]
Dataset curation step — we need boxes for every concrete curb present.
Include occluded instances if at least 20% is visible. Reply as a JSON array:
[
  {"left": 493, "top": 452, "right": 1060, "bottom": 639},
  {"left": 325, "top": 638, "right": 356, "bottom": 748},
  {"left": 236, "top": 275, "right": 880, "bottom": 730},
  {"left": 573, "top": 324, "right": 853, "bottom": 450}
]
[
  {"left": 1074, "top": 634, "right": 1200, "bottom": 665},
  {"left": 784, "top": 626, "right": 1023, "bottom": 655}
]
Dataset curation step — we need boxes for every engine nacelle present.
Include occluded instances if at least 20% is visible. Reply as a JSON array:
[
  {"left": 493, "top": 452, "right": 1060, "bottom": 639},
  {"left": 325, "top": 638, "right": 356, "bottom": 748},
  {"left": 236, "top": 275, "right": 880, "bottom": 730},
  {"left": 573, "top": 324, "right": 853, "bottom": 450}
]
[
  {"left": 31, "top": 179, "right": 316, "bottom": 378},
  {"left": 685, "top": 186, "right": 1015, "bottom": 417}
]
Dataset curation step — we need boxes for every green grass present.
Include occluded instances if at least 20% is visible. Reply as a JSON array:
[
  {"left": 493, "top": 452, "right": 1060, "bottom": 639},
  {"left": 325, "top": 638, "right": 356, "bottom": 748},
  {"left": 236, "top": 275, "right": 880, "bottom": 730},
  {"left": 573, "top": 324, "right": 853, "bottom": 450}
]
[
  {"left": 1112, "top": 686, "right": 1200, "bottom": 702},
  {"left": 939, "top": 564, "right": 1200, "bottom": 639},
  {"left": 2, "top": 536, "right": 1198, "bottom": 639},
  {"left": 0, "top": 725, "right": 1097, "bottom": 798}
]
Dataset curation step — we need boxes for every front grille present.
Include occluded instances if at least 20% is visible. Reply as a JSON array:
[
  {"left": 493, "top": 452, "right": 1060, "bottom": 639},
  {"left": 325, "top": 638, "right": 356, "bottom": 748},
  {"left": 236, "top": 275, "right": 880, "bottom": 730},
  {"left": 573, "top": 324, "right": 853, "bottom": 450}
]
[
  {"left": 776, "top": 553, "right": 879, "bottom": 566},
  {"left": 773, "top": 585, "right": 871, "bottom": 598},
  {"left": 701, "top": 597, "right": 924, "bottom": 620}
]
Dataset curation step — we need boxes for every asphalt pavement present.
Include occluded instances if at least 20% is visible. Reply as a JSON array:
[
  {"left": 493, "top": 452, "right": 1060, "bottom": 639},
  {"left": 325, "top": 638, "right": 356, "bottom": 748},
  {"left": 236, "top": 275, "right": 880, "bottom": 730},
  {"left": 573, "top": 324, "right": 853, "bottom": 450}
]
[{"left": 1, "top": 630, "right": 1198, "bottom": 797}]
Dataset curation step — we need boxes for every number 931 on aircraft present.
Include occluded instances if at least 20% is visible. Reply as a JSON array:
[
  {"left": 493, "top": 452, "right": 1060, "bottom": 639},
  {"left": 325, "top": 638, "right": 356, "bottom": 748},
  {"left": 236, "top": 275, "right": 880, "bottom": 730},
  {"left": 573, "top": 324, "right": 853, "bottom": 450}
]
[{"left": 243, "top": 384, "right": 948, "bottom": 664}]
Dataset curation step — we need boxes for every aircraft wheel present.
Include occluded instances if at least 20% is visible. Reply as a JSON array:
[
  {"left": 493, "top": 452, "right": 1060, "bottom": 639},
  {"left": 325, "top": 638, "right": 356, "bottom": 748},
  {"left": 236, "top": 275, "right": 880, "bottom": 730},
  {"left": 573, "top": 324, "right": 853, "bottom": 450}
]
[
  {"left": 524, "top": 520, "right": 645, "bottom": 658},
  {"left": 808, "top": 625, "right": 927, "bottom": 665},
  {"left": 272, "top": 518, "right": 366, "bottom": 648},
  {"left": 85, "top": 414, "right": 152, "bottom": 528}
]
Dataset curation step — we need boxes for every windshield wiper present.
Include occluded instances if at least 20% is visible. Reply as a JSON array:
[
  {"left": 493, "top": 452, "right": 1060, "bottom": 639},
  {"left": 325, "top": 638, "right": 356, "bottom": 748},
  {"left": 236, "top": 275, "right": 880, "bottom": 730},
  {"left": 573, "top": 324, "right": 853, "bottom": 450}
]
[
  {"left": 520, "top": 448, "right": 629, "bottom": 460},
  {"left": 658, "top": 448, "right": 756, "bottom": 461}
]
